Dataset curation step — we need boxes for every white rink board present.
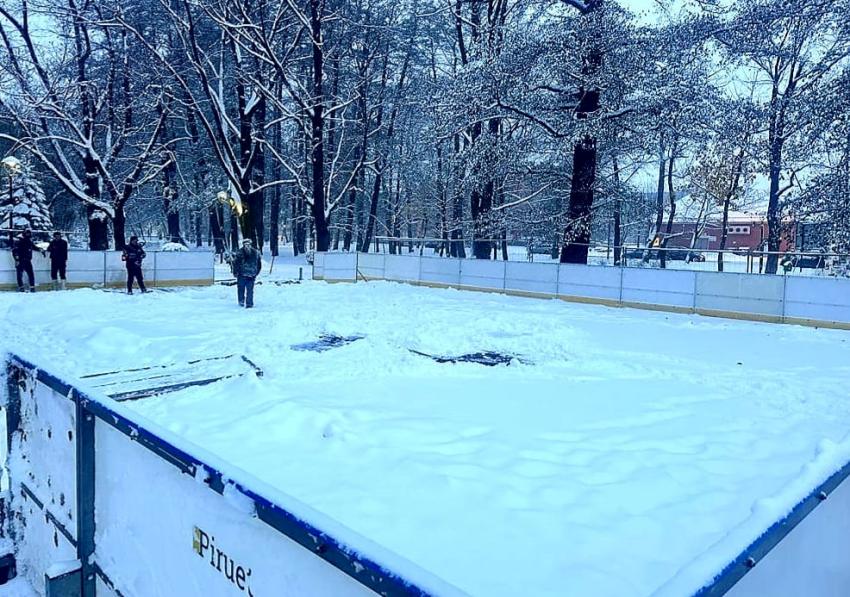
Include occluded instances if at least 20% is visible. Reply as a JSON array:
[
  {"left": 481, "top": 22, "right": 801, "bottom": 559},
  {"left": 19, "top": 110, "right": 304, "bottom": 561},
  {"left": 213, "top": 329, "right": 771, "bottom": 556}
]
[
  {"left": 420, "top": 257, "right": 461, "bottom": 286},
  {"left": 385, "top": 254, "right": 421, "bottom": 282},
  {"left": 313, "top": 251, "right": 326, "bottom": 279},
  {"left": 15, "top": 486, "right": 77, "bottom": 593},
  {"left": 321, "top": 253, "right": 850, "bottom": 327},
  {"left": 695, "top": 272, "right": 785, "bottom": 316},
  {"left": 8, "top": 374, "right": 79, "bottom": 593},
  {"left": 622, "top": 268, "right": 696, "bottom": 308},
  {"left": 357, "top": 253, "right": 386, "bottom": 279},
  {"left": 725, "top": 474, "right": 850, "bottom": 597},
  {"left": 94, "top": 423, "right": 378, "bottom": 597},
  {"left": 460, "top": 259, "right": 506, "bottom": 290},
  {"left": 323, "top": 253, "right": 358, "bottom": 282},
  {"left": 558, "top": 263, "right": 621, "bottom": 301},
  {"left": 505, "top": 262, "right": 558, "bottom": 295},
  {"left": 784, "top": 277, "right": 850, "bottom": 323}
]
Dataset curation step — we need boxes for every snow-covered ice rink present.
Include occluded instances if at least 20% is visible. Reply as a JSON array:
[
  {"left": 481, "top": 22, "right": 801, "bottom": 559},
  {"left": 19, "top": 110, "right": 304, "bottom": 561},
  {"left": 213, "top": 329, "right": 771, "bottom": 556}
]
[{"left": 3, "top": 278, "right": 850, "bottom": 596}]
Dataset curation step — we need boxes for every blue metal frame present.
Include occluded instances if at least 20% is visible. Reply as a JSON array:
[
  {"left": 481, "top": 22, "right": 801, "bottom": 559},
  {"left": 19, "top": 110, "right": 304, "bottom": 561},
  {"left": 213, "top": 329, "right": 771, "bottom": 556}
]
[
  {"left": 75, "top": 394, "right": 96, "bottom": 594},
  {"left": 695, "top": 458, "right": 850, "bottom": 595},
  {"left": 7, "top": 355, "right": 432, "bottom": 597}
]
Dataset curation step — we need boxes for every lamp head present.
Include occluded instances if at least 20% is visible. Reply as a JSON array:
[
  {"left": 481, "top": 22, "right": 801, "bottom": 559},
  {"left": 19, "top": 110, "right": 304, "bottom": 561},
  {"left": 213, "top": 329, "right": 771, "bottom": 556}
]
[{"left": 1, "top": 156, "right": 22, "bottom": 176}]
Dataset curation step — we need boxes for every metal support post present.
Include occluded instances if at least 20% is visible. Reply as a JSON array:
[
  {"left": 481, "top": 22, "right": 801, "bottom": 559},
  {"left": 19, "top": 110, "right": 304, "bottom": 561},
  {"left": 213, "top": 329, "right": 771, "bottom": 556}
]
[{"left": 75, "top": 399, "right": 96, "bottom": 596}]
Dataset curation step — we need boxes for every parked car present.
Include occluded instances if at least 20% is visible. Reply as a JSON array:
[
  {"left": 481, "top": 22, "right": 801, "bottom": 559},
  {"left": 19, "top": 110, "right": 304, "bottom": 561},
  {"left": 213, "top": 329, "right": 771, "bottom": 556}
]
[
  {"left": 665, "top": 249, "right": 706, "bottom": 262},
  {"left": 794, "top": 250, "right": 826, "bottom": 270},
  {"left": 623, "top": 247, "right": 651, "bottom": 260}
]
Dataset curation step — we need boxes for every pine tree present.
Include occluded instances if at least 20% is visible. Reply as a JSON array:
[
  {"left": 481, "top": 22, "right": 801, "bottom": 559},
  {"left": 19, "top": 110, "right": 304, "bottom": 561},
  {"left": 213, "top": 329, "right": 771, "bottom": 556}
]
[{"left": 1, "top": 166, "right": 53, "bottom": 234}]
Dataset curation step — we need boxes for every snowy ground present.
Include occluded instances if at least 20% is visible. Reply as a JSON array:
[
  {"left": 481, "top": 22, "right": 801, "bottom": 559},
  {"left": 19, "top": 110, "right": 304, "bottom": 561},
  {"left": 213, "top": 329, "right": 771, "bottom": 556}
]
[
  {"left": 0, "top": 577, "right": 38, "bottom": 596},
  {"left": 2, "top": 277, "right": 850, "bottom": 596}
]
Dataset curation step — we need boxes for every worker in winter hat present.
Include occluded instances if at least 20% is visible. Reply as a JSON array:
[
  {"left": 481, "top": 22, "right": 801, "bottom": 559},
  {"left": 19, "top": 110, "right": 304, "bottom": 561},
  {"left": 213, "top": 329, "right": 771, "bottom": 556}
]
[{"left": 231, "top": 238, "right": 262, "bottom": 308}]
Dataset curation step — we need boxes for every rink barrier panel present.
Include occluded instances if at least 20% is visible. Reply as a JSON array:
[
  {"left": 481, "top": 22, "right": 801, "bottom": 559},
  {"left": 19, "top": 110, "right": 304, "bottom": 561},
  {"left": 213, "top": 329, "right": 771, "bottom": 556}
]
[
  {"left": 4, "top": 355, "right": 450, "bottom": 597},
  {"left": 0, "top": 250, "right": 214, "bottom": 290},
  {"left": 312, "top": 253, "right": 850, "bottom": 330}
]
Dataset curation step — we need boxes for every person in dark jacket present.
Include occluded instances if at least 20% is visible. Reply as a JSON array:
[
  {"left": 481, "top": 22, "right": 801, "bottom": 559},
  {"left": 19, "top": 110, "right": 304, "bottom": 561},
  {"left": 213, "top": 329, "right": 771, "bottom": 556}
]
[
  {"left": 12, "top": 229, "right": 40, "bottom": 292},
  {"left": 122, "top": 236, "right": 147, "bottom": 294},
  {"left": 47, "top": 231, "right": 69, "bottom": 290},
  {"left": 231, "top": 238, "right": 262, "bottom": 308}
]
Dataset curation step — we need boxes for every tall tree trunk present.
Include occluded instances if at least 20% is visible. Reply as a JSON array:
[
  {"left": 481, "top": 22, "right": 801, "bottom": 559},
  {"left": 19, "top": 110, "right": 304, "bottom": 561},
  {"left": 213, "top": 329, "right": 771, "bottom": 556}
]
[
  {"left": 450, "top": 134, "right": 466, "bottom": 258},
  {"left": 342, "top": 172, "right": 358, "bottom": 251},
  {"left": 653, "top": 146, "right": 665, "bottom": 245},
  {"left": 194, "top": 211, "right": 202, "bottom": 247},
  {"left": 111, "top": 204, "right": 125, "bottom": 252},
  {"left": 661, "top": 154, "right": 677, "bottom": 269},
  {"left": 163, "top": 157, "right": 182, "bottom": 244},
  {"left": 270, "top": 187, "right": 280, "bottom": 256},
  {"left": 765, "top": 141, "right": 783, "bottom": 274},
  {"left": 229, "top": 209, "right": 239, "bottom": 249},
  {"left": 252, "top": 100, "right": 266, "bottom": 253},
  {"left": 560, "top": 134, "right": 597, "bottom": 263},
  {"left": 559, "top": 20, "right": 601, "bottom": 264},
  {"left": 718, "top": 197, "right": 731, "bottom": 273},
  {"left": 309, "top": 0, "right": 330, "bottom": 252},
  {"left": 613, "top": 155, "right": 622, "bottom": 265},
  {"left": 360, "top": 162, "right": 384, "bottom": 253},
  {"left": 717, "top": 148, "right": 746, "bottom": 273},
  {"left": 84, "top": 154, "right": 110, "bottom": 250}
]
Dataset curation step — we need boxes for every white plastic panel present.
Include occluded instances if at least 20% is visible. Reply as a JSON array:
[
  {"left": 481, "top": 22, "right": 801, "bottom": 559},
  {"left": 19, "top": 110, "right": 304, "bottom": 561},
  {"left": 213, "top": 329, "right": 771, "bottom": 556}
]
[
  {"left": 323, "top": 253, "right": 357, "bottom": 282},
  {"left": 695, "top": 272, "right": 785, "bottom": 316},
  {"left": 8, "top": 373, "right": 79, "bottom": 593},
  {"left": 557, "top": 264, "right": 621, "bottom": 301},
  {"left": 14, "top": 486, "right": 77, "bottom": 593},
  {"left": 784, "top": 277, "right": 850, "bottom": 323},
  {"left": 94, "top": 423, "right": 378, "bottom": 597},
  {"left": 12, "top": 376, "right": 78, "bottom": 532},
  {"left": 504, "top": 262, "right": 558, "bottom": 295},
  {"left": 357, "top": 253, "right": 386, "bottom": 279},
  {"left": 313, "top": 251, "right": 325, "bottom": 280},
  {"left": 419, "top": 257, "right": 461, "bottom": 286},
  {"left": 622, "top": 268, "right": 696, "bottom": 308},
  {"left": 385, "top": 254, "right": 421, "bottom": 282},
  {"left": 460, "top": 259, "right": 506, "bottom": 290}
]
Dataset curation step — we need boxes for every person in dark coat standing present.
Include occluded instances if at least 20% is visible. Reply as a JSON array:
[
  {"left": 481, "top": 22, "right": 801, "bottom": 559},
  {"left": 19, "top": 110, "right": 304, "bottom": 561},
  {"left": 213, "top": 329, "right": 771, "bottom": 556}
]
[
  {"left": 231, "top": 238, "right": 262, "bottom": 308},
  {"left": 47, "top": 231, "right": 69, "bottom": 290},
  {"left": 122, "top": 236, "right": 147, "bottom": 294},
  {"left": 12, "top": 229, "right": 39, "bottom": 292}
]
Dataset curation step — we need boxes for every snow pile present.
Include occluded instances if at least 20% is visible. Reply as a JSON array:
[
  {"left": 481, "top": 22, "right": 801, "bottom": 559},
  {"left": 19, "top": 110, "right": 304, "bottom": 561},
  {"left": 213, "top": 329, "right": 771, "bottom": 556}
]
[
  {"left": 2, "top": 281, "right": 850, "bottom": 596},
  {"left": 159, "top": 242, "right": 189, "bottom": 252}
]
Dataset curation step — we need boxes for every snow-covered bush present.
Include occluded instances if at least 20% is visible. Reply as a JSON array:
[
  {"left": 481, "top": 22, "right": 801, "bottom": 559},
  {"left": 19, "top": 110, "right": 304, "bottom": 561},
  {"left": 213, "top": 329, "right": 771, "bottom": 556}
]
[{"left": 0, "top": 165, "right": 52, "bottom": 233}]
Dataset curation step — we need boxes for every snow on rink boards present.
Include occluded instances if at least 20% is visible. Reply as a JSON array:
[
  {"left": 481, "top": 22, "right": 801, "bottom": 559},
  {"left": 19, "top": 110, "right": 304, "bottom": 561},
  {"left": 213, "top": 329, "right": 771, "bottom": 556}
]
[{"left": 3, "top": 281, "right": 850, "bottom": 596}]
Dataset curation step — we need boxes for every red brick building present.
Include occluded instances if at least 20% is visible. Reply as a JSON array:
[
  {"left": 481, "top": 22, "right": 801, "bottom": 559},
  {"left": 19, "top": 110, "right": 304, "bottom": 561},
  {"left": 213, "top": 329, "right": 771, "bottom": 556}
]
[{"left": 665, "top": 211, "right": 795, "bottom": 252}]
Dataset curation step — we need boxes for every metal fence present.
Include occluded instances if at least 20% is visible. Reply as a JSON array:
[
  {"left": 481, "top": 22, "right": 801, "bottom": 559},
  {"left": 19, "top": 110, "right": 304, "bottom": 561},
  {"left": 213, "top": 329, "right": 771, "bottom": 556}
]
[{"left": 373, "top": 237, "right": 850, "bottom": 278}]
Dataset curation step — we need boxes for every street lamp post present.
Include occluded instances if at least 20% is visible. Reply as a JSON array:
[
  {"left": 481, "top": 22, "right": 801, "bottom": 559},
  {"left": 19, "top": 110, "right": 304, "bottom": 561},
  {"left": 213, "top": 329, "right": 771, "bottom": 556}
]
[
  {"left": 1, "top": 156, "right": 22, "bottom": 245},
  {"left": 218, "top": 190, "right": 245, "bottom": 252}
]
